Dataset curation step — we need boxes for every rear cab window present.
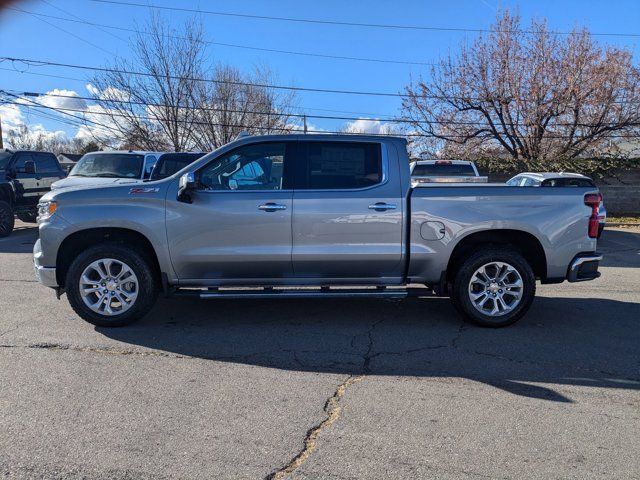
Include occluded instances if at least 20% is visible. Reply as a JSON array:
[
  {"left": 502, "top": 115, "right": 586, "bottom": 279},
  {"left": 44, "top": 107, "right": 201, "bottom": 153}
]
[
  {"left": 412, "top": 163, "right": 475, "bottom": 176},
  {"left": 297, "top": 141, "right": 382, "bottom": 189}
]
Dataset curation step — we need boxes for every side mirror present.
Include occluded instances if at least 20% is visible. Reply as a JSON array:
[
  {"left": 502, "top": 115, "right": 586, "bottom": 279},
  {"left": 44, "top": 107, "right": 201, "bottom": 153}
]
[
  {"left": 24, "top": 161, "right": 36, "bottom": 174},
  {"left": 177, "top": 172, "right": 196, "bottom": 203}
]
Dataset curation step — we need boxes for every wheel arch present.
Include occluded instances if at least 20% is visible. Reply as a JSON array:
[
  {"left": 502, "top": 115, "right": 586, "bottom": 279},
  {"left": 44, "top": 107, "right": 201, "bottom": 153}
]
[
  {"left": 56, "top": 227, "right": 161, "bottom": 287},
  {"left": 446, "top": 229, "right": 547, "bottom": 282}
]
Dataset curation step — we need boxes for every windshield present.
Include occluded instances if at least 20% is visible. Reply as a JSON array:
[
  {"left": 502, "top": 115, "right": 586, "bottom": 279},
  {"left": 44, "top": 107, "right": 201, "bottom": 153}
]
[
  {"left": 150, "top": 153, "right": 204, "bottom": 180},
  {"left": 412, "top": 163, "right": 476, "bottom": 176},
  {"left": 0, "top": 152, "right": 12, "bottom": 170},
  {"left": 70, "top": 153, "right": 144, "bottom": 178}
]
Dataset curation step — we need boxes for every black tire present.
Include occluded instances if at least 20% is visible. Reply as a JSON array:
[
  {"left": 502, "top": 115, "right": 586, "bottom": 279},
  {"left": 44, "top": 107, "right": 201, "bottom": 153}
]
[
  {"left": 65, "top": 243, "right": 158, "bottom": 327},
  {"left": 450, "top": 248, "right": 536, "bottom": 328},
  {"left": 17, "top": 211, "right": 38, "bottom": 223},
  {"left": 0, "top": 200, "right": 15, "bottom": 238},
  {"left": 597, "top": 224, "right": 604, "bottom": 239}
]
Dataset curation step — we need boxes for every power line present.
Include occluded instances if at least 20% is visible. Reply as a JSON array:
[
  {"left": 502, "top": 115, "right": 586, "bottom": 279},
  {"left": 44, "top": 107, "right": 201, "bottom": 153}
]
[
  {"left": 90, "top": 0, "right": 640, "bottom": 38},
  {"left": 7, "top": 88, "right": 640, "bottom": 129},
  {"left": 4, "top": 56, "right": 638, "bottom": 104},
  {"left": 0, "top": 55, "right": 407, "bottom": 98},
  {"left": 20, "top": 6, "right": 116, "bottom": 56},
  {"left": 8, "top": 6, "right": 436, "bottom": 66},
  {"left": 0, "top": 66, "right": 402, "bottom": 118},
  {"left": 4, "top": 100, "right": 639, "bottom": 139}
]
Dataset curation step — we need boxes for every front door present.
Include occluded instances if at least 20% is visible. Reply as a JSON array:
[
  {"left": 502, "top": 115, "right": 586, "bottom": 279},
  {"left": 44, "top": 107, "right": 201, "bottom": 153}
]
[
  {"left": 292, "top": 140, "right": 404, "bottom": 282},
  {"left": 165, "top": 141, "right": 294, "bottom": 283},
  {"left": 12, "top": 153, "right": 41, "bottom": 206}
]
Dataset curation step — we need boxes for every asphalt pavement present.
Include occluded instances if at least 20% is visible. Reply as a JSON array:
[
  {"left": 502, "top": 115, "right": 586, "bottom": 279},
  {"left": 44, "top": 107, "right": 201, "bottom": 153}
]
[{"left": 1, "top": 221, "right": 639, "bottom": 479}]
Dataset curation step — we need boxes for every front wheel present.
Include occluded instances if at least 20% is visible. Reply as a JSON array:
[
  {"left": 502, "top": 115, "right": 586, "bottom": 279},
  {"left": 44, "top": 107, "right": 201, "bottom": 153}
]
[
  {"left": 0, "top": 200, "right": 15, "bottom": 238},
  {"left": 65, "top": 244, "right": 158, "bottom": 327},
  {"left": 450, "top": 249, "right": 536, "bottom": 328}
]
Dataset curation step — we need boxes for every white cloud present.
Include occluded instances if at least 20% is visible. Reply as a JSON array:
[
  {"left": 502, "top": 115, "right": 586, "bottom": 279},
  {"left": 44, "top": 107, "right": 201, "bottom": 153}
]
[
  {"left": 0, "top": 103, "right": 24, "bottom": 127},
  {"left": 86, "top": 83, "right": 130, "bottom": 102},
  {"left": 342, "top": 118, "right": 395, "bottom": 135},
  {"left": 39, "top": 89, "right": 87, "bottom": 111}
]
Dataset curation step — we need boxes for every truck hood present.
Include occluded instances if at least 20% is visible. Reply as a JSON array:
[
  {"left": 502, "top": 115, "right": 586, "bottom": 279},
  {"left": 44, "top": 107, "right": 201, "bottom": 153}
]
[{"left": 51, "top": 176, "right": 141, "bottom": 190}]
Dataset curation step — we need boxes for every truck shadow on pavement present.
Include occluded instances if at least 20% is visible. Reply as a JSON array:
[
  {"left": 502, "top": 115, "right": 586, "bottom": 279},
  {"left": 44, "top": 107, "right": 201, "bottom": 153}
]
[
  {"left": 99, "top": 294, "right": 640, "bottom": 404},
  {"left": 0, "top": 225, "right": 38, "bottom": 254}
]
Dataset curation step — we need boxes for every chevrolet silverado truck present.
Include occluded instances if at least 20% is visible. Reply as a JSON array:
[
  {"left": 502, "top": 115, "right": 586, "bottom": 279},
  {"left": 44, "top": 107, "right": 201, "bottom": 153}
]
[{"left": 33, "top": 134, "right": 603, "bottom": 328}]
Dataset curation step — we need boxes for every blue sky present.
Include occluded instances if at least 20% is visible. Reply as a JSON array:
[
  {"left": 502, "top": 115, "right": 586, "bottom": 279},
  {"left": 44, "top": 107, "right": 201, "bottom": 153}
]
[{"left": 1, "top": 0, "right": 639, "bottom": 143}]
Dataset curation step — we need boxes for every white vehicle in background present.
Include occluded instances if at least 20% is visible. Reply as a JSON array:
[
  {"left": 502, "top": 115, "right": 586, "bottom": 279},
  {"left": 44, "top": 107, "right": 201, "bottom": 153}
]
[
  {"left": 410, "top": 159, "right": 488, "bottom": 183},
  {"left": 51, "top": 151, "right": 161, "bottom": 190},
  {"left": 506, "top": 172, "right": 607, "bottom": 238}
]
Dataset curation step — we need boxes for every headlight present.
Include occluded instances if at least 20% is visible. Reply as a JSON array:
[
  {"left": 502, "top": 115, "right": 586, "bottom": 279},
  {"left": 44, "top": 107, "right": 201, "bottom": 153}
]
[{"left": 37, "top": 201, "right": 57, "bottom": 222}]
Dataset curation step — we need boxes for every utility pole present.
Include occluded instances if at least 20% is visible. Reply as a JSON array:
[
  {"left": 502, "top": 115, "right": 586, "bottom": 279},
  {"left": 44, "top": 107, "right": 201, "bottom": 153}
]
[
  {"left": 303, "top": 115, "right": 308, "bottom": 134},
  {"left": 0, "top": 113, "right": 3, "bottom": 149}
]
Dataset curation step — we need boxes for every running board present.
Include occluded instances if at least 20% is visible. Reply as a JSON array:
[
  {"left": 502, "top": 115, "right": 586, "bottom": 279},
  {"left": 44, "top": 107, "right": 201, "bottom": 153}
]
[{"left": 173, "top": 287, "right": 416, "bottom": 300}]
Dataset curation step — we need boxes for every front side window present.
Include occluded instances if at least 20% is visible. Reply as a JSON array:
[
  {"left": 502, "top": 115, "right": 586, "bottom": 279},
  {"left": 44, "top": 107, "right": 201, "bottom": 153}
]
[
  {"left": 70, "top": 153, "right": 144, "bottom": 178},
  {"left": 198, "top": 143, "right": 286, "bottom": 191},
  {"left": 299, "top": 141, "right": 382, "bottom": 189}
]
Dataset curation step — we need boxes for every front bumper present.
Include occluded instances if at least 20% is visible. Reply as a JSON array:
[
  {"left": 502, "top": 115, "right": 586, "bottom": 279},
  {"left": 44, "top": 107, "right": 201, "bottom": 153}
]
[
  {"left": 33, "top": 238, "right": 58, "bottom": 288},
  {"left": 34, "top": 263, "right": 58, "bottom": 287},
  {"left": 567, "top": 253, "right": 602, "bottom": 282}
]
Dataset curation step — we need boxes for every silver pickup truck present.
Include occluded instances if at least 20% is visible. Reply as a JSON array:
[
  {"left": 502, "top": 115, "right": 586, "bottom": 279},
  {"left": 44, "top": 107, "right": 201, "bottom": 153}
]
[{"left": 33, "top": 134, "right": 602, "bottom": 328}]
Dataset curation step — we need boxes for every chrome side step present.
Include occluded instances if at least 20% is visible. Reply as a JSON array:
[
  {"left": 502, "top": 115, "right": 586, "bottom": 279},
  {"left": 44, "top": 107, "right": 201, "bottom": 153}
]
[{"left": 173, "top": 287, "right": 414, "bottom": 300}]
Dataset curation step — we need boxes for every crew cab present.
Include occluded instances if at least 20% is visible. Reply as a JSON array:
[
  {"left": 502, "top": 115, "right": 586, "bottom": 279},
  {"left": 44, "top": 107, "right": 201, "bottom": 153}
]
[
  {"left": 34, "top": 135, "right": 603, "bottom": 328},
  {"left": 51, "top": 151, "right": 160, "bottom": 190},
  {"left": 0, "top": 149, "right": 66, "bottom": 237}
]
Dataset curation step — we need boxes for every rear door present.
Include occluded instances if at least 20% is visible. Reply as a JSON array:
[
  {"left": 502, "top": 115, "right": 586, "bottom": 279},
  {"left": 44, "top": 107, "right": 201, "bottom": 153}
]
[
  {"left": 165, "top": 141, "right": 294, "bottom": 282},
  {"left": 34, "top": 152, "right": 65, "bottom": 191},
  {"left": 291, "top": 140, "right": 404, "bottom": 282}
]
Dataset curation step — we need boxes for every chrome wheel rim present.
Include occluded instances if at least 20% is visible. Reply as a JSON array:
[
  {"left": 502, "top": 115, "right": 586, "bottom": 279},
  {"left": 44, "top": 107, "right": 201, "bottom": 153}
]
[
  {"left": 468, "top": 261, "right": 523, "bottom": 317},
  {"left": 79, "top": 258, "right": 138, "bottom": 316}
]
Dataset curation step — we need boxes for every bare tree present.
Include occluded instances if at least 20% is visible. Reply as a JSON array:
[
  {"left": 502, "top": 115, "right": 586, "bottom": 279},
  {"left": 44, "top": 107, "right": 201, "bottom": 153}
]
[
  {"left": 89, "top": 16, "right": 298, "bottom": 152},
  {"left": 89, "top": 14, "right": 205, "bottom": 151},
  {"left": 402, "top": 10, "right": 640, "bottom": 170},
  {"left": 6, "top": 124, "right": 69, "bottom": 153},
  {"left": 190, "top": 65, "right": 297, "bottom": 150}
]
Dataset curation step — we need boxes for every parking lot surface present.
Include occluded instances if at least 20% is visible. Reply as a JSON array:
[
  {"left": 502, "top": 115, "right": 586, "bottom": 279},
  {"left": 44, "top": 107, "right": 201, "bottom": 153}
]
[{"left": 1, "top": 221, "right": 639, "bottom": 479}]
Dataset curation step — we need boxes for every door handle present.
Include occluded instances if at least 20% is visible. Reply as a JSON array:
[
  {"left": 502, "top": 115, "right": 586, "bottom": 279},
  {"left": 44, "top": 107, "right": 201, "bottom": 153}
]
[
  {"left": 258, "top": 203, "right": 287, "bottom": 212},
  {"left": 368, "top": 202, "right": 397, "bottom": 211}
]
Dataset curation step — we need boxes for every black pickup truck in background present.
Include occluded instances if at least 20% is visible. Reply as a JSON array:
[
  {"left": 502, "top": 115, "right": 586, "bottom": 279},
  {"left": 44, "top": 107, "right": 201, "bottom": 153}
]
[{"left": 0, "top": 150, "right": 66, "bottom": 237}]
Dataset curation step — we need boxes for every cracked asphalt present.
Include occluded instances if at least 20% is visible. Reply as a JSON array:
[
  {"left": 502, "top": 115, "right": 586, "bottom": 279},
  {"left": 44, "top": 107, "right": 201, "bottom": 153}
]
[{"left": 1, "top": 221, "right": 639, "bottom": 479}]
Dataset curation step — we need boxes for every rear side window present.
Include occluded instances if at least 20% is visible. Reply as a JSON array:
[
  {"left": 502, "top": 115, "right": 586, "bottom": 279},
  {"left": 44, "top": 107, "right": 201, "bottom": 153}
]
[
  {"left": 35, "top": 153, "right": 59, "bottom": 172},
  {"left": 412, "top": 163, "right": 475, "bottom": 176},
  {"left": 298, "top": 141, "right": 382, "bottom": 189},
  {"left": 541, "top": 178, "right": 595, "bottom": 187}
]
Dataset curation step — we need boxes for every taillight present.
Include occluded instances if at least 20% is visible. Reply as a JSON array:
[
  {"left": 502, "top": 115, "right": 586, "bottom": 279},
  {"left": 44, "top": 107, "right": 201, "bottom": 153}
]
[
  {"left": 435, "top": 160, "right": 453, "bottom": 165},
  {"left": 584, "top": 193, "right": 602, "bottom": 239}
]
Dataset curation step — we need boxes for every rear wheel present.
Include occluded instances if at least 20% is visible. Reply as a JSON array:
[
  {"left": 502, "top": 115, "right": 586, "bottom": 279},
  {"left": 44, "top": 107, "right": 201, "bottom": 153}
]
[
  {"left": 0, "top": 201, "right": 15, "bottom": 238},
  {"left": 65, "top": 243, "right": 158, "bottom": 327},
  {"left": 450, "top": 248, "right": 535, "bottom": 327}
]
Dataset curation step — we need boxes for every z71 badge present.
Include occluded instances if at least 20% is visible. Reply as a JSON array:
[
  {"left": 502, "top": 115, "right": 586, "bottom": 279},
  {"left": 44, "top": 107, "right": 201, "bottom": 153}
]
[{"left": 129, "top": 187, "right": 160, "bottom": 194}]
